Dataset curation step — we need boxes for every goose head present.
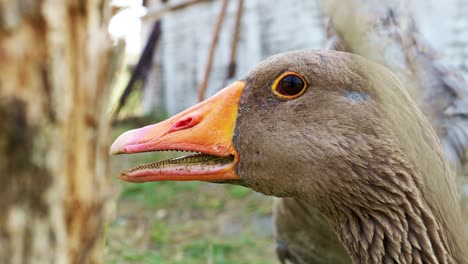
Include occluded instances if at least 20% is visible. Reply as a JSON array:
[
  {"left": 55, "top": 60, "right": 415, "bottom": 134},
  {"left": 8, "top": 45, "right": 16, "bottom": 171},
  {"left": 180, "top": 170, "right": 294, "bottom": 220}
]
[{"left": 111, "top": 50, "right": 466, "bottom": 263}]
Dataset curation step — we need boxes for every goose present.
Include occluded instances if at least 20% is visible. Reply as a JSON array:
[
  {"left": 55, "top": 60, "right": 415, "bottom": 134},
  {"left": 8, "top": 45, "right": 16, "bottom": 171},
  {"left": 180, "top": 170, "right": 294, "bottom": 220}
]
[{"left": 110, "top": 50, "right": 467, "bottom": 263}]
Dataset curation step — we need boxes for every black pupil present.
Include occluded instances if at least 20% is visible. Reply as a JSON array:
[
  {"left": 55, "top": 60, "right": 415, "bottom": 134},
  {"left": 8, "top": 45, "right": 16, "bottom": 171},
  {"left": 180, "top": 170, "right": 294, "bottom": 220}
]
[{"left": 278, "top": 75, "right": 304, "bottom": 96}]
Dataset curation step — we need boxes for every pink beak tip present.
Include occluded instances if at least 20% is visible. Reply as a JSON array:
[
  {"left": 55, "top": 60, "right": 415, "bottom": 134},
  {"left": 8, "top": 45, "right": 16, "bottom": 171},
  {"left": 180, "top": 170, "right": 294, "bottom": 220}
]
[
  {"left": 109, "top": 138, "right": 126, "bottom": 155},
  {"left": 109, "top": 130, "right": 137, "bottom": 155},
  {"left": 109, "top": 125, "right": 157, "bottom": 155}
]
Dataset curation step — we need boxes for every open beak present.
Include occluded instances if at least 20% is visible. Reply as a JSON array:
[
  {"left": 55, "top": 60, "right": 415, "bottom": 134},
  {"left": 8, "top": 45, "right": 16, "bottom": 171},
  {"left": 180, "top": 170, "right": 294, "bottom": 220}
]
[{"left": 110, "top": 81, "right": 245, "bottom": 183}]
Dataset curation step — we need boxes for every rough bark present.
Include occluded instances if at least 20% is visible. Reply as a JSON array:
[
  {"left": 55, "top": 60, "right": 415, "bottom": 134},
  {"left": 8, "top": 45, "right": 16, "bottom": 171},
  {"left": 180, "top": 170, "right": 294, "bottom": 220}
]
[{"left": 0, "top": 1, "right": 114, "bottom": 263}]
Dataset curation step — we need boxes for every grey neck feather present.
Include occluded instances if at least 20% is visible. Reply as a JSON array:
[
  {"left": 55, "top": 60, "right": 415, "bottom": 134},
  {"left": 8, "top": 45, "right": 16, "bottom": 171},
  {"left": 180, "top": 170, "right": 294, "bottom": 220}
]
[{"left": 320, "top": 156, "right": 463, "bottom": 264}]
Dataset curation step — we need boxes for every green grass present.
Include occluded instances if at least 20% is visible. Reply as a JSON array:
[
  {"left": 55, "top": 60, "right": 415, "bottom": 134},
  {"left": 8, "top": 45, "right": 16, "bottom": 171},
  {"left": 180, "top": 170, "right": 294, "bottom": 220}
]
[
  {"left": 120, "top": 181, "right": 202, "bottom": 208},
  {"left": 151, "top": 222, "right": 172, "bottom": 247},
  {"left": 182, "top": 239, "right": 239, "bottom": 263},
  {"left": 228, "top": 186, "right": 251, "bottom": 199},
  {"left": 122, "top": 251, "right": 162, "bottom": 263}
]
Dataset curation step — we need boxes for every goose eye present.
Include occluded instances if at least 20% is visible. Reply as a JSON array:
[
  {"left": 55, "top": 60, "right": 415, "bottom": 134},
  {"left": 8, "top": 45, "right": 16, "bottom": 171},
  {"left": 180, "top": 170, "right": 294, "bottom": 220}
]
[{"left": 272, "top": 72, "right": 307, "bottom": 99}]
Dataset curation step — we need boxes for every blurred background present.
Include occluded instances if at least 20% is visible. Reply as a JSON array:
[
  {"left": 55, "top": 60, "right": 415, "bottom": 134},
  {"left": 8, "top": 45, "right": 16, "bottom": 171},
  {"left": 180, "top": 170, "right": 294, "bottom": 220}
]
[
  {"left": 110, "top": 0, "right": 468, "bottom": 117},
  {"left": 0, "top": 0, "right": 466, "bottom": 263}
]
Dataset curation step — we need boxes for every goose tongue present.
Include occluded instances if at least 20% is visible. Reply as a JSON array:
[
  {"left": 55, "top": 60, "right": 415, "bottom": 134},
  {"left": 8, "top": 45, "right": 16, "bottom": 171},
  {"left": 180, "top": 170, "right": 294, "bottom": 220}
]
[{"left": 109, "top": 81, "right": 245, "bottom": 182}]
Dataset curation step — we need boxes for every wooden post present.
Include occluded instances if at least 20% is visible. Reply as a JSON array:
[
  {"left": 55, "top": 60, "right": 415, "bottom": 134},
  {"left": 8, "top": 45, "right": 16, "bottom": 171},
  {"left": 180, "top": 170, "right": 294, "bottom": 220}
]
[
  {"left": 197, "top": 0, "right": 230, "bottom": 102},
  {"left": 0, "top": 1, "right": 115, "bottom": 263}
]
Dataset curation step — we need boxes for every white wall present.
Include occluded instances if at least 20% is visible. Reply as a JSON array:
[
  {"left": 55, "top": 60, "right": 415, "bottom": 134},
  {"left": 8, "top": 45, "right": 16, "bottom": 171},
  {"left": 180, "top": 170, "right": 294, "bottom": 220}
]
[{"left": 412, "top": 0, "right": 468, "bottom": 80}]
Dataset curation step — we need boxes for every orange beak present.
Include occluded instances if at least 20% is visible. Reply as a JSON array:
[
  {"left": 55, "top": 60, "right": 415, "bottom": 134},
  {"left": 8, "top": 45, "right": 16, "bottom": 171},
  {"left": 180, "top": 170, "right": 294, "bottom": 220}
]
[{"left": 110, "top": 81, "right": 245, "bottom": 182}]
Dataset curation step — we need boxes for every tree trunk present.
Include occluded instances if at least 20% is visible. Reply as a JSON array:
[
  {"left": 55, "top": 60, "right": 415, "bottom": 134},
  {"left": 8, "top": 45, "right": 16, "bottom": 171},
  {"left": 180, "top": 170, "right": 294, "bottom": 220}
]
[{"left": 0, "top": 1, "right": 114, "bottom": 263}]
